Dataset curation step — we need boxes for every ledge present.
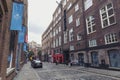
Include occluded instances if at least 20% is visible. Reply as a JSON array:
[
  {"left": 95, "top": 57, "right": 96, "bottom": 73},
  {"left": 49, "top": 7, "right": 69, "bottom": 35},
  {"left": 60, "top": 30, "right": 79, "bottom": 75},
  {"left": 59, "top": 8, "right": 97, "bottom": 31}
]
[{"left": 6, "top": 68, "right": 15, "bottom": 77}]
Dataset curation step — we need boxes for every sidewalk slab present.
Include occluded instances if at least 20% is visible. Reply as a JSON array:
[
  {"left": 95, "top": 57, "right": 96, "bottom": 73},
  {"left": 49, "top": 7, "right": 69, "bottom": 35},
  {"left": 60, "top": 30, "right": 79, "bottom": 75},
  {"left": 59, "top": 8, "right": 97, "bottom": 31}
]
[{"left": 13, "top": 62, "right": 40, "bottom": 80}]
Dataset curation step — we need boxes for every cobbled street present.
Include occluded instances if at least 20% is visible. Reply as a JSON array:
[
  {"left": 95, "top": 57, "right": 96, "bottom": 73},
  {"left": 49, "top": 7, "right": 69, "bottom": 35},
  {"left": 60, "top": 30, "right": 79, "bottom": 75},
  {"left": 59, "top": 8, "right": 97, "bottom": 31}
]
[{"left": 34, "top": 62, "right": 119, "bottom": 80}]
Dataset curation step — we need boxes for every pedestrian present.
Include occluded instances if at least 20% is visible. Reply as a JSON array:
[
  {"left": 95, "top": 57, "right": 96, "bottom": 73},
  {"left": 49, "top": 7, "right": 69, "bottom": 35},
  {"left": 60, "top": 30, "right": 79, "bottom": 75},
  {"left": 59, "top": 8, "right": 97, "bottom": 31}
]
[
  {"left": 68, "top": 59, "right": 72, "bottom": 67},
  {"left": 55, "top": 59, "right": 58, "bottom": 65}
]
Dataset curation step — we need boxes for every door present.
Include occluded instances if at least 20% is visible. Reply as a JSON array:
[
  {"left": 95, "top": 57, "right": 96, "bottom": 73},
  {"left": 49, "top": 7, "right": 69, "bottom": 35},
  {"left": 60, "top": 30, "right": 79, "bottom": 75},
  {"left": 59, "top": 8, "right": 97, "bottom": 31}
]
[
  {"left": 91, "top": 52, "right": 99, "bottom": 67},
  {"left": 108, "top": 50, "right": 120, "bottom": 68},
  {"left": 63, "top": 50, "right": 69, "bottom": 64},
  {"left": 78, "top": 53, "right": 84, "bottom": 66}
]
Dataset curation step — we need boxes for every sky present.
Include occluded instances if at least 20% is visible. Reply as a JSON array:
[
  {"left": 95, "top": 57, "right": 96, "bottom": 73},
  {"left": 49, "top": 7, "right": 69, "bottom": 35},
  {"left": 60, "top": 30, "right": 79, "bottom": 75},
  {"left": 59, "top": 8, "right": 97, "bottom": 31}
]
[{"left": 28, "top": 0, "right": 61, "bottom": 44}]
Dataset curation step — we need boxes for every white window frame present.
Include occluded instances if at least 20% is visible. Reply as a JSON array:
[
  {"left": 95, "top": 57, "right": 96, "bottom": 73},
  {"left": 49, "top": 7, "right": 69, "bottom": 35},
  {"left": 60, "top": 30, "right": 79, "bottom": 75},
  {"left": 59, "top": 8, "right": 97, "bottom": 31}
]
[
  {"left": 100, "top": 3, "right": 116, "bottom": 28},
  {"left": 59, "top": 26, "right": 61, "bottom": 32},
  {"left": 63, "top": 0, "right": 67, "bottom": 7},
  {"left": 58, "top": 8, "right": 61, "bottom": 14},
  {"left": 53, "top": 40, "right": 55, "bottom": 48},
  {"left": 77, "top": 33, "right": 82, "bottom": 40},
  {"left": 84, "top": 0, "right": 93, "bottom": 10},
  {"left": 86, "top": 15, "right": 96, "bottom": 34},
  {"left": 89, "top": 39, "right": 97, "bottom": 47},
  {"left": 64, "top": 31, "right": 67, "bottom": 44},
  {"left": 67, "top": 2, "right": 72, "bottom": 10},
  {"left": 75, "top": 4, "right": 79, "bottom": 12},
  {"left": 76, "top": 18, "right": 80, "bottom": 27},
  {"left": 104, "top": 33, "right": 118, "bottom": 44},
  {"left": 59, "top": 36, "right": 61, "bottom": 46},
  {"left": 69, "top": 28, "right": 74, "bottom": 42},
  {"left": 68, "top": 15, "right": 73, "bottom": 24},
  {"left": 70, "top": 45, "right": 74, "bottom": 51},
  {"left": 7, "top": 52, "right": 13, "bottom": 69}
]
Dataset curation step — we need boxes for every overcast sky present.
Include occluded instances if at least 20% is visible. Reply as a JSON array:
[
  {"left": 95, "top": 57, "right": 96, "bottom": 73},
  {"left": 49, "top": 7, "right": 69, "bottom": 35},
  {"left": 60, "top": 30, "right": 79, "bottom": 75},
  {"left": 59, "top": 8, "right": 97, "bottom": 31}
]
[{"left": 28, "top": 0, "right": 60, "bottom": 44}]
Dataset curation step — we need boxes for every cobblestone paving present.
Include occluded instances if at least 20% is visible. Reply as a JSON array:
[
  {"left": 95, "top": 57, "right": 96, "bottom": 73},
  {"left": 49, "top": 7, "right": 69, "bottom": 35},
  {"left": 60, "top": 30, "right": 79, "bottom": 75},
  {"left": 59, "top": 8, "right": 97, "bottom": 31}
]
[{"left": 35, "top": 63, "right": 118, "bottom": 80}]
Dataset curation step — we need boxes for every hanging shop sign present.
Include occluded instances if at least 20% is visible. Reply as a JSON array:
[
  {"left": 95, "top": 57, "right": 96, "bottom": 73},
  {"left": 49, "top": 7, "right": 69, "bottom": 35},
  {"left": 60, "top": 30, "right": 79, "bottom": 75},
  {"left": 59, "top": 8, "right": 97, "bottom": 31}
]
[
  {"left": 10, "top": 2, "right": 24, "bottom": 30},
  {"left": 18, "top": 26, "right": 26, "bottom": 43}
]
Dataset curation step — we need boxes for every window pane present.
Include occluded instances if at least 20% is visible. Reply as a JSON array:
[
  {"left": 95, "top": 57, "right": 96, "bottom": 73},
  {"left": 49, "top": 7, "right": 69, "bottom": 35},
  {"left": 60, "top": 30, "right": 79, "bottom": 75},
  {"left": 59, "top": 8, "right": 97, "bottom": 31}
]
[
  {"left": 88, "top": 27, "right": 91, "bottom": 33},
  {"left": 103, "top": 19, "right": 108, "bottom": 27},
  {"left": 102, "top": 13, "right": 107, "bottom": 19},
  {"left": 92, "top": 25, "right": 96, "bottom": 31},
  {"left": 101, "top": 7, "right": 106, "bottom": 13},
  {"left": 88, "top": 22, "right": 91, "bottom": 27},
  {"left": 107, "top": 3, "right": 112, "bottom": 9},
  {"left": 109, "top": 16, "right": 115, "bottom": 24},
  {"left": 108, "top": 9, "right": 114, "bottom": 16}
]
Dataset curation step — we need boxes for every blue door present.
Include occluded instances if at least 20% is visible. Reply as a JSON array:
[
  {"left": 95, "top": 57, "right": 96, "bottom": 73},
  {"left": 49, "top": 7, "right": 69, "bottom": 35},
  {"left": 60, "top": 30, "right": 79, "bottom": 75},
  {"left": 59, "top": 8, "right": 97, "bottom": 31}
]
[
  {"left": 108, "top": 50, "right": 120, "bottom": 68},
  {"left": 91, "top": 52, "right": 99, "bottom": 67}
]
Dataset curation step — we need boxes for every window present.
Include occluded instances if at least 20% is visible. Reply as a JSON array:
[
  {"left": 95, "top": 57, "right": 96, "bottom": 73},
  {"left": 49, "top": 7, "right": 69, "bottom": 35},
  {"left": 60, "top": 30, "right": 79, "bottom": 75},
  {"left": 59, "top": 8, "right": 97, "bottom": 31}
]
[
  {"left": 7, "top": 51, "right": 14, "bottom": 73},
  {"left": 70, "top": 45, "right": 74, "bottom": 51},
  {"left": 59, "top": 26, "right": 61, "bottom": 32},
  {"left": 86, "top": 15, "right": 96, "bottom": 34},
  {"left": 89, "top": 39, "right": 97, "bottom": 47},
  {"left": 56, "top": 38, "right": 58, "bottom": 47},
  {"left": 77, "top": 33, "right": 82, "bottom": 40},
  {"left": 56, "top": 28, "right": 58, "bottom": 34},
  {"left": 105, "top": 33, "right": 118, "bottom": 44},
  {"left": 67, "top": 2, "right": 72, "bottom": 10},
  {"left": 84, "top": 0, "right": 93, "bottom": 10},
  {"left": 68, "top": 15, "right": 73, "bottom": 24},
  {"left": 75, "top": 4, "right": 79, "bottom": 12},
  {"left": 69, "top": 28, "right": 74, "bottom": 41},
  {"left": 100, "top": 3, "right": 116, "bottom": 28},
  {"left": 7, "top": 52, "right": 13, "bottom": 69},
  {"left": 59, "top": 36, "right": 61, "bottom": 46},
  {"left": 64, "top": 31, "right": 67, "bottom": 43},
  {"left": 76, "top": 18, "right": 80, "bottom": 26},
  {"left": 58, "top": 8, "right": 61, "bottom": 14},
  {"left": 53, "top": 40, "right": 55, "bottom": 48},
  {"left": 63, "top": 0, "right": 67, "bottom": 7}
]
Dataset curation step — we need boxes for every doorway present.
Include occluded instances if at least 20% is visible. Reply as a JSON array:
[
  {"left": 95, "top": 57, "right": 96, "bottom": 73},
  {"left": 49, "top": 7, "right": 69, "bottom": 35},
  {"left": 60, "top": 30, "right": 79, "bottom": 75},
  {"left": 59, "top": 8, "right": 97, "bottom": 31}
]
[{"left": 78, "top": 53, "right": 84, "bottom": 66}]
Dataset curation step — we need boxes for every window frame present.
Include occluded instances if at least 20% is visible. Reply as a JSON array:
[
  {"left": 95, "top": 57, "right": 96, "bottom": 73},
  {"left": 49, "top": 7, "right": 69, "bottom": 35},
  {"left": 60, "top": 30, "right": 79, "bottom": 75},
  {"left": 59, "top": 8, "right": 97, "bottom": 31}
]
[
  {"left": 68, "top": 15, "right": 73, "bottom": 24},
  {"left": 104, "top": 33, "right": 118, "bottom": 44},
  {"left": 100, "top": 3, "right": 116, "bottom": 28},
  {"left": 84, "top": 0, "right": 93, "bottom": 10},
  {"left": 76, "top": 18, "right": 80, "bottom": 27},
  {"left": 86, "top": 15, "right": 96, "bottom": 34},
  {"left": 89, "top": 39, "right": 97, "bottom": 47},
  {"left": 75, "top": 3, "right": 79, "bottom": 12}
]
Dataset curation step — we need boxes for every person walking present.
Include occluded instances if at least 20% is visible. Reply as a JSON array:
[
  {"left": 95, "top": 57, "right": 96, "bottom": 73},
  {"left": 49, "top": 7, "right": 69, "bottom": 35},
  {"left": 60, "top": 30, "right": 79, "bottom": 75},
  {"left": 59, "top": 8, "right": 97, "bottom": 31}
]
[
  {"left": 68, "top": 59, "right": 72, "bottom": 67},
  {"left": 55, "top": 59, "right": 59, "bottom": 65}
]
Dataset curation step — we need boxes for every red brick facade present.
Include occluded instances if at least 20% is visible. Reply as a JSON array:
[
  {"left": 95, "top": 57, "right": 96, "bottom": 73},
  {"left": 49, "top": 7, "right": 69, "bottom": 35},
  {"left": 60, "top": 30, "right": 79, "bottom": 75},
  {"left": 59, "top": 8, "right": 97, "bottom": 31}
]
[
  {"left": 42, "top": 0, "right": 120, "bottom": 69},
  {"left": 0, "top": 0, "right": 28, "bottom": 80}
]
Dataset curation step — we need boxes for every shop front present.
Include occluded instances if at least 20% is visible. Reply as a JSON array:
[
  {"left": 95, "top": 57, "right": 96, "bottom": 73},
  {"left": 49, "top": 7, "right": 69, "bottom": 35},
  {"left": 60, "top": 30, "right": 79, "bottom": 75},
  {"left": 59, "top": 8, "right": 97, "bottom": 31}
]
[{"left": 52, "top": 53, "right": 64, "bottom": 63}]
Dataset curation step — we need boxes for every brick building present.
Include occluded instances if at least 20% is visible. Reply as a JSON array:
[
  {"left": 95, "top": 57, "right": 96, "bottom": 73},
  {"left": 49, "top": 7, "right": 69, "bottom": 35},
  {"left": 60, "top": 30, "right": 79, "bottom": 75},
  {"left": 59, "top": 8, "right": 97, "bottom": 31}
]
[
  {"left": 28, "top": 41, "right": 41, "bottom": 57},
  {"left": 0, "top": 0, "right": 28, "bottom": 80},
  {"left": 42, "top": 0, "right": 120, "bottom": 69}
]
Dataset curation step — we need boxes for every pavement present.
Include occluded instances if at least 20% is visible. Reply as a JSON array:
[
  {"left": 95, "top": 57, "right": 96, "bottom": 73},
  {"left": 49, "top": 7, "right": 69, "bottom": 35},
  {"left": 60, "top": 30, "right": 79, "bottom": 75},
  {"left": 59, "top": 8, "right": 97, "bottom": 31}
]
[
  {"left": 13, "top": 62, "right": 40, "bottom": 80},
  {"left": 13, "top": 62, "right": 120, "bottom": 80}
]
